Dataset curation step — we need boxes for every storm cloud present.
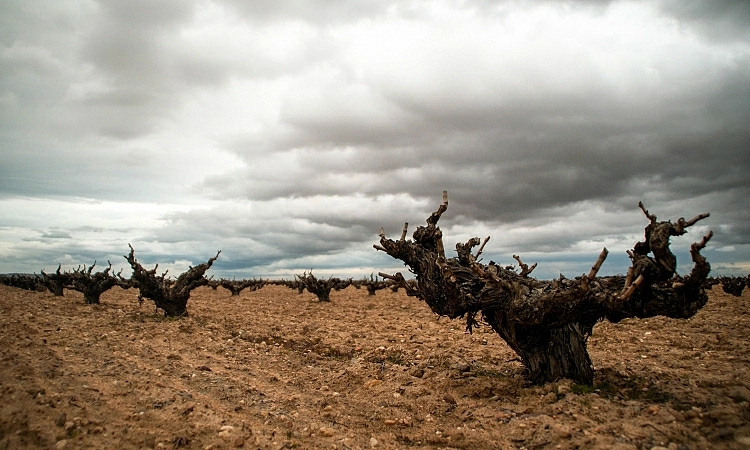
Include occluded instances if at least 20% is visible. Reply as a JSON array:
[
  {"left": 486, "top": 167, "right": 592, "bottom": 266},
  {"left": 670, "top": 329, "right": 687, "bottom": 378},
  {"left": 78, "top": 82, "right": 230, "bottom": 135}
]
[{"left": 1, "top": 0, "right": 748, "bottom": 280}]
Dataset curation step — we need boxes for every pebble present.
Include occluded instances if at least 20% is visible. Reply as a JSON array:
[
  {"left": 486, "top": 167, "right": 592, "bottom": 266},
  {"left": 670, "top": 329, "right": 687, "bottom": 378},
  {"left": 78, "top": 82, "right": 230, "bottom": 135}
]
[
  {"left": 318, "top": 426, "right": 335, "bottom": 437},
  {"left": 53, "top": 440, "right": 68, "bottom": 449},
  {"left": 219, "top": 425, "right": 235, "bottom": 440},
  {"left": 55, "top": 412, "right": 67, "bottom": 427},
  {"left": 183, "top": 402, "right": 196, "bottom": 415},
  {"left": 450, "top": 363, "right": 471, "bottom": 372},
  {"left": 365, "top": 379, "right": 382, "bottom": 388},
  {"left": 369, "top": 436, "right": 379, "bottom": 448},
  {"left": 552, "top": 424, "right": 572, "bottom": 439}
]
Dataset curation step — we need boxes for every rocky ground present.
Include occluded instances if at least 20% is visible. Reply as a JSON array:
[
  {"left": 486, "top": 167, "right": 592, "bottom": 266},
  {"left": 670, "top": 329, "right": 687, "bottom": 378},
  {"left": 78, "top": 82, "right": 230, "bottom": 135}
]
[{"left": 0, "top": 283, "right": 749, "bottom": 450}]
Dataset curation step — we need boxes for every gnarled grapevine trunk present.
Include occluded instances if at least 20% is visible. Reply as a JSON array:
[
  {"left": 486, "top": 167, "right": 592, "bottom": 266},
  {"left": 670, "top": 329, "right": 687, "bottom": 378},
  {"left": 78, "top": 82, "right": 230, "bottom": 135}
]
[
  {"left": 125, "top": 245, "right": 220, "bottom": 317},
  {"left": 68, "top": 261, "right": 121, "bottom": 304},
  {"left": 717, "top": 276, "right": 748, "bottom": 297},
  {"left": 376, "top": 191, "right": 713, "bottom": 385},
  {"left": 219, "top": 278, "right": 261, "bottom": 296},
  {"left": 297, "top": 272, "right": 352, "bottom": 302},
  {"left": 40, "top": 264, "right": 69, "bottom": 297},
  {"left": 353, "top": 274, "right": 392, "bottom": 296}
]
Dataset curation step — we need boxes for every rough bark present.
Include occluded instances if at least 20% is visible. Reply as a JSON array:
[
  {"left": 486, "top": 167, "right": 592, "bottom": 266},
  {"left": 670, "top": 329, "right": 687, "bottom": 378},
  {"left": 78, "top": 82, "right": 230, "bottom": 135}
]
[
  {"left": 67, "top": 261, "right": 121, "bottom": 304},
  {"left": 353, "top": 274, "right": 393, "bottom": 296},
  {"left": 115, "top": 272, "right": 135, "bottom": 290},
  {"left": 0, "top": 274, "right": 45, "bottom": 291},
  {"left": 124, "top": 245, "right": 220, "bottom": 317},
  {"left": 266, "top": 279, "right": 301, "bottom": 292},
  {"left": 219, "top": 278, "right": 265, "bottom": 296},
  {"left": 717, "top": 276, "right": 748, "bottom": 297},
  {"left": 207, "top": 277, "right": 220, "bottom": 291},
  {"left": 40, "top": 265, "right": 69, "bottom": 297},
  {"left": 376, "top": 191, "right": 713, "bottom": 385},
  {"left": 297, "top": 272, "right": 352, "bottom": 302}
]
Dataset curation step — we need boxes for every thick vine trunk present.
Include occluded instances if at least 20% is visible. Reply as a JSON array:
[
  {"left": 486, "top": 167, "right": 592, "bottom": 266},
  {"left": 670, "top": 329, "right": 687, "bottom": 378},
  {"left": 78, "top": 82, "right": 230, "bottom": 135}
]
[
  {"left": 376, "top": 191, "right": 713, "bottom": 385},
  {"left": 486, "top": 315, "right": 594, "bottom": 384},
  {"left": 41, "top": 265, "right": 68, "bottom": 297},
  {"left": 125, "top": 245, "right": 220, "bottom": 317},
  {"left": 297, "top": 272, "right": 352, "bottom": 302},
  {"left": 355, "top": 274, "right": 391, "bottom": 296},
  {"left": 298, "top": 272, "right": 332, "bottom": 302},
  {"left": 718, "top": 276, "right": 748, "bottom": 297},
  {"left": 220, "top": 279, "right": 250, "bottom": 296},
  {"left": 68, "top": 262, "right": 120, "bottom": 305}
]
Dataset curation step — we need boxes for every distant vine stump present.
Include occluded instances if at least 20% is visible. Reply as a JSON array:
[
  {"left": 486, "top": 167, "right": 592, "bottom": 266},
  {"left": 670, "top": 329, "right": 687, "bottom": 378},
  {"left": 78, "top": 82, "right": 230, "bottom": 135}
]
[
  {"left": 40, "top": 265, "right": 69, "bottom": 297},
  {"left": 718, "top": 276, "right": 748, "bottom": 297},
  {"left": 1, "top": 274, "right": 45, "bottom": 291},
  {"left": 68, "top": 261, "right": 121, "bottom": 304},
  {"left": 219, "top": 278, "right": 264, "bottom": 296},
  {"left": 355, "top": 274, "right": 392, "bottom": 296},
  {"left": 125, "top": 245, "right": 220, "bottom": 317},
  {"left": 376, "top": 191, "right": 713, "bottom": 385},
  {"left": 297, "top": 272, "right": 351, "bottom": 302}
]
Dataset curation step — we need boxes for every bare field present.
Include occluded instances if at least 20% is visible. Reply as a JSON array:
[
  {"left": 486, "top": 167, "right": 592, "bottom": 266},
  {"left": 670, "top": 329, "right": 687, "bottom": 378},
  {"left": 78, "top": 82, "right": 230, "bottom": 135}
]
[{"left": 1, "top": 284, "right": 749, "bottom": 449}]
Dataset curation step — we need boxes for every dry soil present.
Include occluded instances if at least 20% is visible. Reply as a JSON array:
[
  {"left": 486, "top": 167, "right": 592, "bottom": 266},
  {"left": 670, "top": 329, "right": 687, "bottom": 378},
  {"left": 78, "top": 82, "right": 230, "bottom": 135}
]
[{"left": 1, "top": 283, "right": 749, "bottom": 450}]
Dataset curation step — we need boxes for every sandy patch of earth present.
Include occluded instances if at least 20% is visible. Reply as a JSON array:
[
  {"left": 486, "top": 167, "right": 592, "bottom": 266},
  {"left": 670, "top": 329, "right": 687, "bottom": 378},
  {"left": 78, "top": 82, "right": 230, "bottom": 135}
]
[{"left": 1, "top": 284, "right": 749, "bottom": 449}]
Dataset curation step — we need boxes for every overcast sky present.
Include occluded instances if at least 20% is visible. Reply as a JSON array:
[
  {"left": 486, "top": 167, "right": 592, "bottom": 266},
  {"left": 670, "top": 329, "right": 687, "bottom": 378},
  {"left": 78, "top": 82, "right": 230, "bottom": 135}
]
[{"left": 1, "top": 0, "right": 748, "bottom": 281}]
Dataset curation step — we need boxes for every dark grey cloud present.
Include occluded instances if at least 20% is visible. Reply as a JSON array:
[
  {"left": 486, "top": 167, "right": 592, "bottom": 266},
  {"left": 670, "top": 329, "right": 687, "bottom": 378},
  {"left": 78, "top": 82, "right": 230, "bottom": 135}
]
[
  {"left": 72, "top": 1, "right": 196, "bottom": 138},
  {"left": 1, "top": 0, "right": 748, "bottom": 279},
  {"left": 207, "top": 52, "right": 750, "bottom": 224},
  {"left": 37, "top": 229, "right": 73, "bottom": 240},
  {"left": 659, "top": 0, "right": 750, "bottom": 43}
]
